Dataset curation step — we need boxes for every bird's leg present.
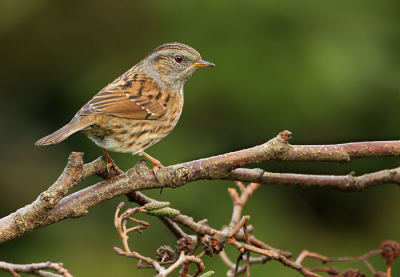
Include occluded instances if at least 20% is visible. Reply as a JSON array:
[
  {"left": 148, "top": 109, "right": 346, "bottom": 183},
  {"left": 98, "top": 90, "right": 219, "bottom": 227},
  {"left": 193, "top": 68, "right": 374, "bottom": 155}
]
[
  {"left": 137, "top": 151, "right": 164, "bottom": 172},
  {"left": 138, "top": 152, "right": 164, "bottom": 194},
  {"left": 102, "top": 148, "right": 124, "bottom": 176}
]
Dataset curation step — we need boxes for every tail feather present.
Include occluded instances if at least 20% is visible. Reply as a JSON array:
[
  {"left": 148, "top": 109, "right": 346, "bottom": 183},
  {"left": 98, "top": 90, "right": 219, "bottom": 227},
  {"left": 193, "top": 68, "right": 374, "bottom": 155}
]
[{"left": 35, "top": 118, "right": 92, "bottom": 146}]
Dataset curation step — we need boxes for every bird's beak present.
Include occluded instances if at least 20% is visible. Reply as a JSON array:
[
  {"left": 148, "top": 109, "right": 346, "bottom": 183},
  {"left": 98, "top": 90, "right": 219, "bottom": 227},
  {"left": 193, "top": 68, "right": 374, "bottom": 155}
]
[{"left": 193, "top": 59, "right": 216, "bottom": 68}]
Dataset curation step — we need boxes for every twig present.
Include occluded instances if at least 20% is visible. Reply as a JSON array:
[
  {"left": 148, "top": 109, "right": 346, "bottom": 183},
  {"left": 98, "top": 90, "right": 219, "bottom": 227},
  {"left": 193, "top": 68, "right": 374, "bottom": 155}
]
[
  {"left": 0, "top": 261, "right": 73, "bottom": 277},
  {"left": 235, "top": 232, "right": 292, "bottom": 258},
  {"left": 113, "top": 202, "right": 165, "bottom": 273},
  {"left": 295, "top": 241, "right": 400, "bottom": 277},
  {"left": 243, "top": 222, "right": 251, "bottom": 277},
  {"left": 228, "top": 182, "right": 260, "bottom": 227},
  {"left": 296, "top": 249, "right": 382, "bottom": 264},
  {"left": 227, "top": 167, "right": 400, "bottom": 192},
  {"left": 156, "top": 252, "right": 205, "bottom": 277},
  {"left": 223, "top": 251, "right": 270, "bottom": 277},
  {"left": 126, "top": 191, "right": 188, "bottom": 239},
  {"left": 227, "top": 216, "right": 251, "bottom": 238},
  {"left": 227, "top": 238, "right": 321, "bottom": 277}
]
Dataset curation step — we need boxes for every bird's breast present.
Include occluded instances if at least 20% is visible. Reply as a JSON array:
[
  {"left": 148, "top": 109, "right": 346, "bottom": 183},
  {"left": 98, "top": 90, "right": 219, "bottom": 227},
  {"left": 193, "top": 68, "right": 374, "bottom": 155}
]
[{"left": 83, "top": 92, "right": 184, "bottom": 155}]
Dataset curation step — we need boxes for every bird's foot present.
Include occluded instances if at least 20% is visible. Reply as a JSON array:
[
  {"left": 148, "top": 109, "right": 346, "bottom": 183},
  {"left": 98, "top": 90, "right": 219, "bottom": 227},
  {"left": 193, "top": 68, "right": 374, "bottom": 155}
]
[
  {"left": 102, "top": 148, "right": 124, "bottom": 177},
  {"left": 137, "top": 151, "right": 164, "bottom": 173},
  {"left": 106, "top": 161, "right": 124, "bottom": 176},
  {"left": 137, "top": 151, "right": 165, "bottom": 194}
]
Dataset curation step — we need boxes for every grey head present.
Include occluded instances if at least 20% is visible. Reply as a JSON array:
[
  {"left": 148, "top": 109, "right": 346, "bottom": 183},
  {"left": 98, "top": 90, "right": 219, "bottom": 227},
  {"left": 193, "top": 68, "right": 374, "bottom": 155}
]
[{"left": 142, "top": 42, "right": 215, "bottom": 93}]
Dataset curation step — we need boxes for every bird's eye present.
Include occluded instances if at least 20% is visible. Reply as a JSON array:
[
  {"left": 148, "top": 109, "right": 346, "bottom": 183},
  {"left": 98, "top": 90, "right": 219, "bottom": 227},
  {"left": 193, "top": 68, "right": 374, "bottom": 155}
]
[{"left": 174, "top": 55, "right": 183, "bottom": 63}]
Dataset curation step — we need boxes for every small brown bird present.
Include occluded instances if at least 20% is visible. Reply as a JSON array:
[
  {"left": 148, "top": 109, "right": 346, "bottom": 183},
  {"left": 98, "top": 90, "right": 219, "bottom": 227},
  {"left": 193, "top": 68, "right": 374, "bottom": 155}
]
[{"left": 36, "top": 42, "right": 215, "bottom": 173}]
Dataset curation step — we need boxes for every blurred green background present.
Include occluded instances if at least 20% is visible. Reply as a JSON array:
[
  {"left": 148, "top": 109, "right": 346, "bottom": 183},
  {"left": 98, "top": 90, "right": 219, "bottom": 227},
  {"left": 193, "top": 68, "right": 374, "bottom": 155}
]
[{"left": 1, "top": 1, "right": 400, "bottom": 276}]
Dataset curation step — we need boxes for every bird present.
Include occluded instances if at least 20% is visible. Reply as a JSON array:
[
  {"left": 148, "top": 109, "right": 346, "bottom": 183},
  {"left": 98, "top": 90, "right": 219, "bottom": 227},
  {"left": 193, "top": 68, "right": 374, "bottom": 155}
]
[{"left": 35, "top": 42, "right": 215, "bottom": 174}]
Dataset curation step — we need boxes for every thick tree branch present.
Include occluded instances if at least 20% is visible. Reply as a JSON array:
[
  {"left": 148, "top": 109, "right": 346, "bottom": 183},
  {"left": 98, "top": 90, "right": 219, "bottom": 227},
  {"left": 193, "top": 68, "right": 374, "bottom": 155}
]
[
  {"left": 1, "top": 131, "right": 400, "bottom": 244},
  {"left": 0, "top": 154, "right": 107, "bottom": 243}
]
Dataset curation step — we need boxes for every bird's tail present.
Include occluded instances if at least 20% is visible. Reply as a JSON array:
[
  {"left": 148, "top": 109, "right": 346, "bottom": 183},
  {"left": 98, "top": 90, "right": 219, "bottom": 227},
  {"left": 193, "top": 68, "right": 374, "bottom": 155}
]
[{"left": 35, "top": 117, "right": 92, "bottom": 146}]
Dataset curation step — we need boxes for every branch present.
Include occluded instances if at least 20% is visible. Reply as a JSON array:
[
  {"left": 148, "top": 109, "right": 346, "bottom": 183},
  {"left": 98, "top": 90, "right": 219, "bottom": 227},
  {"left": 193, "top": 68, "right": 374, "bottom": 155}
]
[
  {"left": 0, "top": 153, "right": 107, "bottom": 243},
  {"left": 228, "top": 237, "right": 321, "bottom": 277},
  {"left": 295, "top": 240, "right": 399, "bottom": 277},
  {"left": 111, "top": 181, "right": 398, "bottom": 276},
  {"left": 0, "top": 261, "right": 72, "bottom": 277},
  {"left": 156, "top": 252, "right": 205, "bottom": 277},
  {"left": 2, "top": 131, "right": 400, "bottom": 244},
  {"left": 226, "top": 166, "right": 400, "bottom": 192}
]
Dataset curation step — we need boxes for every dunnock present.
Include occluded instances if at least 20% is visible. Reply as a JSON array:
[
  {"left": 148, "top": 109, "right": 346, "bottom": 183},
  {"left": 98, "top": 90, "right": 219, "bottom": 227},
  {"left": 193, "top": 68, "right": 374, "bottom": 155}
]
[{"left": 36, "top": 42, "right": 215, "bottom": 173}]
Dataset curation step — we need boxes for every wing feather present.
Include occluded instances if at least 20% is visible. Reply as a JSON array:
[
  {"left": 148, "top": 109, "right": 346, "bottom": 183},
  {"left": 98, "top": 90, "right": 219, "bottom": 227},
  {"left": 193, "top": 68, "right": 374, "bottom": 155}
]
[{"left": 79, "top": 74, "right": 171, "bottom": 120}]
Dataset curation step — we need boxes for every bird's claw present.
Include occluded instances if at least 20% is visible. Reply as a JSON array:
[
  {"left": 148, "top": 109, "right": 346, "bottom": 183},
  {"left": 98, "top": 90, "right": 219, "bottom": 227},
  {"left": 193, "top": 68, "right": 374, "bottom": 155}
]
[{"left": 106, "top": 161, "right": 124, "bottom": 177}]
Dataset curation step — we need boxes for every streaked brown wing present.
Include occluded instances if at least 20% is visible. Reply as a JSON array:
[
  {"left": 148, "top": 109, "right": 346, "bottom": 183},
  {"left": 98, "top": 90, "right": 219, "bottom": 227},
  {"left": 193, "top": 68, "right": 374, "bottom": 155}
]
[{"left": 79, "top": 76, "right": 171, "bottom": 120}]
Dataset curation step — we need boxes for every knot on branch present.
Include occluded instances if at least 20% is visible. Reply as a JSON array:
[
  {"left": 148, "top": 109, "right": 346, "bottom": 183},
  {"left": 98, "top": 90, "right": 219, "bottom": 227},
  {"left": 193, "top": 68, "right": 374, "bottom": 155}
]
[
  {"left": 133, "top": 159, "right": 151, "bottom": 175},
  {"left": 277, "top": 130, "right": 292, "bottom": 142},
  {"left": 40, "top": 191, "right": 59, "bottom": 211},
  {"left": 266, "top": 130, "right": 292, "bottom": 156},
  {"left": 157, "top": 166, "right": 191, "bottom": 188},
  {"left": 344, "top": 172, "right": 359, "bottom": 191}
]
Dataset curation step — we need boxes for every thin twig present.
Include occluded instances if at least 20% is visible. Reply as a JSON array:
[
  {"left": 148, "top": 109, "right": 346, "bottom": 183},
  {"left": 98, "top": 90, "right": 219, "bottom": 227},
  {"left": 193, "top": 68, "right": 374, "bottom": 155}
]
[
  {"left": 156, "top": 252, "right": 205, "bottom": 277},
  {"left": 243, "top": 222, "right": 251, "bottom": 277},
  {"left": 0, "top": 261, "right": 73, "bottom": 277},
  {"left": 228, "top": 238, "right": 321, "bottom": 277}
]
